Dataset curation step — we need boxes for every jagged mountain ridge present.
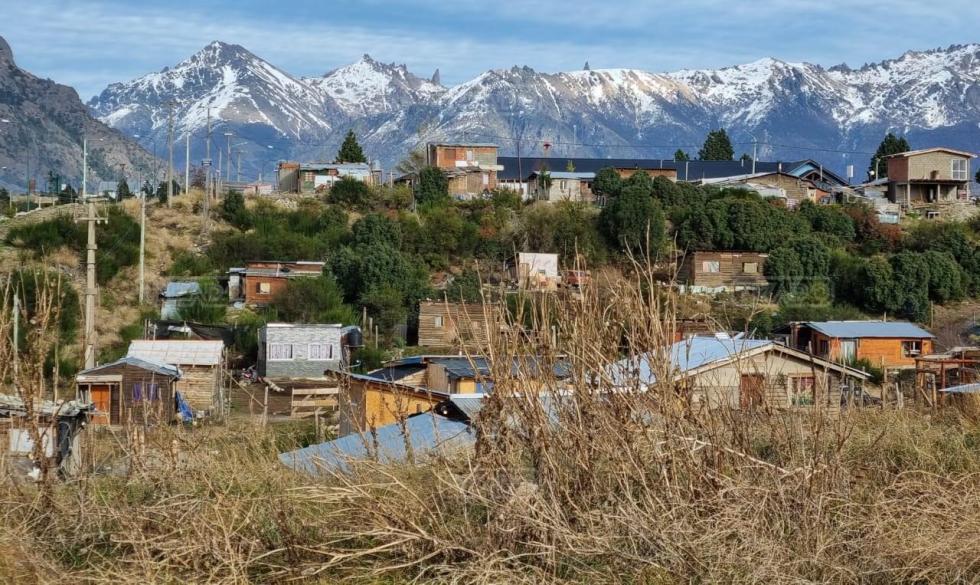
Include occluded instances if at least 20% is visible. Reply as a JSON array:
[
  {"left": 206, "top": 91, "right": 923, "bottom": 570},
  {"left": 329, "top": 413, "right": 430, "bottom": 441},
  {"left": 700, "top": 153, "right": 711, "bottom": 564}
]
[
  {"left": 88, "top": 41, "right": 980, "bottom": 176},
  {"left": 0, "top": 36, "right": 157, "bottom": 191}
]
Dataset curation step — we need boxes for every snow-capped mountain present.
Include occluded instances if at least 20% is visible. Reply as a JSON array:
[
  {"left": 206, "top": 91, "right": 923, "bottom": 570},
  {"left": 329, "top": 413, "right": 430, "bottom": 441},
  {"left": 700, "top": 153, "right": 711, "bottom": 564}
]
[
  {"left": 89, "top": 42, "right": 980, "bottom": 176},
  {"left": 308, "top": 54, "right": 444, "bottom": 118}
]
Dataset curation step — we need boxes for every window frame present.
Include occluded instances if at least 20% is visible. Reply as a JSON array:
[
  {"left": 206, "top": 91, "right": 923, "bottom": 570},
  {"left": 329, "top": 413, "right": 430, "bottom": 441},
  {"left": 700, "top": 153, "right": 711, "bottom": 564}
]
[
  {"left": 701, "top": 260, "right": 721, "bottom": 274},
  {"left": 742, "top": 262, "right": 758, "bottom": 274},
  {"left": 433, "top": 315, "right": 445, "bottom": 329},
  {"left": 902, "top": 340, "right": 922, "bottom": 358},
  {"left": 257, "top": 281, "right": 272, "bottom": 295},
  {"left": 307, "top": 343, "right": 333, "bottom": 362},
  {"left": 951, "top": 158, "right": 968, "bottom": 181},
  {"left": 268, "top": 342, "right": 294, "bottom": 361}
]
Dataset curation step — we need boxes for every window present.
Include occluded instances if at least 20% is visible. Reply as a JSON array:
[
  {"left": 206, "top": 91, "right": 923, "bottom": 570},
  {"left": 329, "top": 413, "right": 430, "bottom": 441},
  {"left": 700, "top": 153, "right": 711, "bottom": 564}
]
[
  {"left": 701, "top": 261, "right": 720, "bottom": 273},
  {"left": 902, "top": 340, "right": 922, "bottom": 357},
  {"left": 257, "top": 281, "right": 272, "bottom": 295},
  {"left": 926, "top": 210, "right": 941, "bottom": 220},
  {"left": 308, "top": 343, "right": 333, "bottom": 361},
  {"left": 433, "top": 315, "right": 444, "bottom": 329},
  {"left": 269, "top": 343, "right": 293, "bottom": 361},
  {"left": 559, "top": 180, "right": 567, "bottom": 190},
  {"left": 742, "top": 262, "right": 758, "bottom": 274},
  {"left": 132, "top": 382, "right": 160, "bottom": 401},
  {"left": 952, "top": 159, "right": 968, "bottom": 181},
  {"left": 790, "top": 376, "right": 815, "bottom": 406}
]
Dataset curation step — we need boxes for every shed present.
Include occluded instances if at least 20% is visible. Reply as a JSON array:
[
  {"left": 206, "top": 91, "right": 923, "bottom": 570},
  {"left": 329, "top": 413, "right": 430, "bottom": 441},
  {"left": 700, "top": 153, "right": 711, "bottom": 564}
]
[
  {"left": 0, "top": 394, "right": 91, "bottom": 477},
  {"left": 76, "top": 356, "right": 181, "bottom": 426},
  {"left": 258, "top": 323, "right": 360, "bottom": 379},
  {"left": 159, "top": 281, "right": 202, "bottom": 320},
  {"left": 127, "top": 340, "right": 225, "bottom": 414}
]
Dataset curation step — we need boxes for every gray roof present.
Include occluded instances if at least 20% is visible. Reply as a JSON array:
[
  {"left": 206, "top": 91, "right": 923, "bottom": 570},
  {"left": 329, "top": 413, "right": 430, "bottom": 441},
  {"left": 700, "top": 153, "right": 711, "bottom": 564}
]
[
  {"left": 162, "top": 281, "right": 201, "bottom": 299},
  {"left": 529, "top": 171, "right": 596, "bottom": 180},
  {"left": 0, "top": 394, "right": 92, "bottom": 418},
  {"left": 279, "top": 412, "right": 474, "bottom": 474},
  {"left": 128, "top": 340, "right": 224, "bottom": 366},
  {"left": 79, "top": 355, "right": 181, "bottom": 378},
  {"left": 607, "top": 336, "right": 772, "bottom": 387},
  {"left": 803, "top": 321, "right": 934, "bottom": 339}
]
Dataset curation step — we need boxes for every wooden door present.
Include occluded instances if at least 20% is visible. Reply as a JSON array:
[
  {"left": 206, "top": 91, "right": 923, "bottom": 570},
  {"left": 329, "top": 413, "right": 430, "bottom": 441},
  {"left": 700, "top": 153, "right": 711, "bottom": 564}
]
[
  {"left": 740, "top": 374, "right": 765, "bottom": 409},
  {"left": 89, "top": 384, "right": 112, "bottom": 425}
]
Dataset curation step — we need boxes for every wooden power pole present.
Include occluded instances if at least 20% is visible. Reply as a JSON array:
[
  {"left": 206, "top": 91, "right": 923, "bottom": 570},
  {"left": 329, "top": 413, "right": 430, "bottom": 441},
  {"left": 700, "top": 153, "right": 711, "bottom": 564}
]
[
  {"left": 166, "top": 101, "right": 175, "bottom": 208},
  {"left": 77, "top": 200, "right": 106, "bottom": 369}
]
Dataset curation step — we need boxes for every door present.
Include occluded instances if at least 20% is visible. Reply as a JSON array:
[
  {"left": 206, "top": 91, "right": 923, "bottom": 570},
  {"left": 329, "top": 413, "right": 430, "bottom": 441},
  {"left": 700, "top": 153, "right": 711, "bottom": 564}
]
[
  {"left": 740, "top": 374, "right": 765, "bottom": 409},
  {"left": 89, "top": 384, "right": 112, "bottom": 425}
]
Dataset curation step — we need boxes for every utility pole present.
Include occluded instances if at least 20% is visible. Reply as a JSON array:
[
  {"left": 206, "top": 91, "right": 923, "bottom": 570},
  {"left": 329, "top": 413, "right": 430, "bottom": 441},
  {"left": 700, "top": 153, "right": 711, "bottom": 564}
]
[
  {"left": 82, "top": 138, "right": 88, "bottom": 201},
  {"left": 12, "top": 291, "right": 19, "bottom": 384},
  {"left": 77, "top": 200, "right": 105, "bottom": 369},
  {"left": 166, "top": 101, "right": 175, "bottom": 208},
  {"left": 205, "top": 107, "right": 212, "bottom": 218},
  {"left": 236, "top": 149, "right": 242, "bottom": 182},
  {"left": 184, "top": 133, "right": 190, "bottom": 195},
  {"left": 225, "top": 132, "right": 233, "bottom": 190},
  {"left": 752, "top": 138, "right": 757, "bottom": 175},
  {"left": 138, "top": 190, "right": 146, "bottom": 304}
]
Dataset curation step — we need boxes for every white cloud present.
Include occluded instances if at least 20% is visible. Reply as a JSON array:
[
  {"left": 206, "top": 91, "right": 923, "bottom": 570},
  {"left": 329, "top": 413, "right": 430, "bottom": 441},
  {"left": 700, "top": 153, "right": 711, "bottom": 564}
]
[{"left": 4, "top": 0, "right": 979, "bottom": 99}]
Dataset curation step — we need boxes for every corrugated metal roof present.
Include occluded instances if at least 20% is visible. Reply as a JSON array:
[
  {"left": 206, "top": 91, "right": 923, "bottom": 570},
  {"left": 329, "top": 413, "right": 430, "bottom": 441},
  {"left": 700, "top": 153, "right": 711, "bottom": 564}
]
[
  {"left": 529, "top": 171, "right": 596, "bottom": 180},
  {"left": 279, "top": 412, "right": 474, "bottom": 474},
  {"left": 162, "top": 281, "right": 201, "bottom": 299},
  {"left": 79, "top": 355, "right": 181, "bottom": 378},
  {"left": 804, "top": 321, "right": 934, "bottom": 339},
  {"left": 939, "top": 383, "right": 980, "bottom": 394},
  {"left": 607, "top": 336, "right": 772, "bottom": 387},
  {"left": 128, "top": 340, "right": 223, "bottom": 366}
]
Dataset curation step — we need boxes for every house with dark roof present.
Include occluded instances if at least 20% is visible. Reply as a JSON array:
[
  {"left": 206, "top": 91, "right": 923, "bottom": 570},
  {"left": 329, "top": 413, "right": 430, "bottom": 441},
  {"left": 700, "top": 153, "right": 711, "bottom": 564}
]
[{"left": 780, "top": 321, "right": 935, "bottom": 369}]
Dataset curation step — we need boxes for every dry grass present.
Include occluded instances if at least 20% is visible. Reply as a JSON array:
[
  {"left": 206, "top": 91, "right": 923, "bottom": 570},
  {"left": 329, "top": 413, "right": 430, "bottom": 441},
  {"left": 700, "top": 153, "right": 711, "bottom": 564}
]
[{"left": 2, "top": 264, "right": 980, "bottom": 583}]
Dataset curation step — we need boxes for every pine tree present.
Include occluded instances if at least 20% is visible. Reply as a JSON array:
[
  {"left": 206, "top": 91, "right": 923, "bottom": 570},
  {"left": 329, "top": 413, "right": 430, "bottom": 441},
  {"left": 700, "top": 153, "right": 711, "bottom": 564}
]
[
  {"left": 698, "top": 129, "right": 734, "bottom": 161},
  {"left": 869, "top": 133, "right": 910, "bottom": 179},
  {"left": 116, "top": 179, "right": 132, "bottom": 199},
  {"left": 674, "top": 149, "right": 690, "bottom": 161},
  {"left": 336, "top": 130, "right": 367, "bottom": 163}
]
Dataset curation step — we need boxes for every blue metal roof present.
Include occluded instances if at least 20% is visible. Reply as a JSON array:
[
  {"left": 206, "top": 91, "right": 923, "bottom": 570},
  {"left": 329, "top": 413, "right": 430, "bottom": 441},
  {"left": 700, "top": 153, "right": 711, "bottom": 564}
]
[
  {"left": 607, "top": 336, "right": 772, "bottom": 387},
  {"left": 162, "top": 281, "right": 201, "bottom": 299},
  {"left": 939, "top": 383, "right": 980, "bottom": 394},
  {"left": 804, "top": 321, "right": 934, "bottom": 339},
  {"left": 280, "top": 412, "right": 474, "bottom": 474}
]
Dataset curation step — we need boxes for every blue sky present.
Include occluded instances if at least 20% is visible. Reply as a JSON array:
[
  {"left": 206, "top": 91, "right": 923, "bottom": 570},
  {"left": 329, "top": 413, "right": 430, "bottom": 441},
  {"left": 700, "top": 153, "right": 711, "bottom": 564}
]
[{"left": 3, "top": 0, "right": 979, "bottom": 99}]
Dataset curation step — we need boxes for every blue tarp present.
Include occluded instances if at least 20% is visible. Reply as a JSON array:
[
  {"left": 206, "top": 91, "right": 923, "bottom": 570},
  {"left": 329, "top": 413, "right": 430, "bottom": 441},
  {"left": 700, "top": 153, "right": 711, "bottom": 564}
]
[{"left": 175, "top": 392, "right": 194, "bottom": 422}]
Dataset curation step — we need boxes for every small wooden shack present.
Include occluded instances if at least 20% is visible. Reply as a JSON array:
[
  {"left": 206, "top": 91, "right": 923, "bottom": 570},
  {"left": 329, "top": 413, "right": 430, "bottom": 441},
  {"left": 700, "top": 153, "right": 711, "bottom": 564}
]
[
  {"left": 76, "top": 356, "right": 181, "bottom": 426},
  {"left": 417, "top": 301, "right": 499, "bottom": 349},
  {"left": 677, "top": 251, "right": 769, "bottom": 292},
  {"left": 339, "top": 372, "right": 449, "bottom": 436},
  {"left": 127, "top": 340, "right": 225, "bottom": 415}
]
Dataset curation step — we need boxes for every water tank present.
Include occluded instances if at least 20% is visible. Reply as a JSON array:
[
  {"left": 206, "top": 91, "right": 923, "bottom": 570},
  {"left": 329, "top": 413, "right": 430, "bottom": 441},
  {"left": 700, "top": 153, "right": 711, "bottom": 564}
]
[{"left": 346, "top": 327, "right": 364, "bottom": 348}]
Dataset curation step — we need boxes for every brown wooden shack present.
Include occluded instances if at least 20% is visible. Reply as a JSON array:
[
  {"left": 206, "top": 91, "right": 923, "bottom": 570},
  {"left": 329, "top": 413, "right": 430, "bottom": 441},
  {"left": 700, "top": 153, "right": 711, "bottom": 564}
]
[
  {"left": 75, "top": 356, "right": 181, "bottom": 426},
  {"left": 677, "top": 251, "right": 769, "bottom": 292},
  {"left": 417, "top": 300, "right": 500, "bottom": 349},
  {"left": 127, "top": 340, "right": 225, "bottom": 415}
]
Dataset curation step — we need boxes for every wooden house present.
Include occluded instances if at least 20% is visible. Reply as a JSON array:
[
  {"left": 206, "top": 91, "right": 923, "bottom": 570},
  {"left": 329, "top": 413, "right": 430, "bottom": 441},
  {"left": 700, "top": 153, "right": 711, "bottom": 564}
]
[
  {"left": 417, "top": 301, "right": 500, "bottom": 349},
  {"left": 427, "top": 142, "right": 501, "bottom": 198},
  {"left": 127, "top": 340, "right": 225, "bottom": 414},
  {"left": 229, "top": 261, "right": 324, "bottom": 307},
  {"left": 607, "top": 335, "right": 870, "bottom": 410},
  {"left": 338, "top": 373, "right": 449, "bottom": 436},
  {"left": 75, "top": 356, "right": 181, "bottom": 426},
  {"left": 677, "top": 251, "right": 768, "bottom": 293},
  {"left": 782, "top": 321, "right": 935, "bottom": 370}
]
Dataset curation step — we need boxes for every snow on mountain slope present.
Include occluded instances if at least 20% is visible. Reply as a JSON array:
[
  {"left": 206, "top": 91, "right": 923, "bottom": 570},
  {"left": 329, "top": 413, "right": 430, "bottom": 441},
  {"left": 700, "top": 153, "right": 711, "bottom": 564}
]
[
  {"left": 308, "top": 54, "right": 444, "bottom": 117},
  {"left": 90, "top": 42, "right": 980, "bottom": 171}
]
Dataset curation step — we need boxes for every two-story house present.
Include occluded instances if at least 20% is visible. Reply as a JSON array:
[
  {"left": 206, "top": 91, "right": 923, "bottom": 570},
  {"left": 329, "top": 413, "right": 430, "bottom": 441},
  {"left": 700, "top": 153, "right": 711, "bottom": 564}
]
[
  {"left": 885, "top": 148, "right": 975, "bottom": 218},
  {"left": 427, "top": 143, "right": 501, "bottom": 198}
]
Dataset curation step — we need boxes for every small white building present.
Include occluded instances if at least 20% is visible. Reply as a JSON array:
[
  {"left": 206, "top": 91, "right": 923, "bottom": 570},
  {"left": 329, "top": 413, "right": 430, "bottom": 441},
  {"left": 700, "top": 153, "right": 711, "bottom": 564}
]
[
  {"left": 258, "top": 324, "right": 362, "bottom": 379},
  {"left": 528, "top": 171, "right": 595, "bottom": 202},
  {"left": 509, "top": 252, "right": 560, "bottom": 290}
]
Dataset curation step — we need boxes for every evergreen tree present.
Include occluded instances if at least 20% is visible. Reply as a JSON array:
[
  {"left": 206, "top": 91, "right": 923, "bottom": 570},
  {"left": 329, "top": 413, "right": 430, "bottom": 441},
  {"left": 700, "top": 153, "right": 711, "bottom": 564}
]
[
  {"left": 0, "top": 187, "right": 9, "bottom": 204},
  {"left": 416, "top": 166, "right": 450, "bottom": 207},
  {"left": 116, "top": 179, "right": 132, "bottom": 200},
  {"left": 697, "top": 129, "right": 734, "bottom": 161},
  {"left": 600, "top": 181, "right": 665, "bottom": 254},
  {"left": 592, "top": 168, "right": 622, "bottom": 199},
  {"left": 869, "top": 133, "right": 910, "bottom": 179},
  {"left": 674, "top": 149, "right": 690, "bottom": 161},
  {"left": 336, "top": 130, "right": 367, "bottom": 163},
  {"left": 583, "top": 61, "right": 591, "bottom": 71}
]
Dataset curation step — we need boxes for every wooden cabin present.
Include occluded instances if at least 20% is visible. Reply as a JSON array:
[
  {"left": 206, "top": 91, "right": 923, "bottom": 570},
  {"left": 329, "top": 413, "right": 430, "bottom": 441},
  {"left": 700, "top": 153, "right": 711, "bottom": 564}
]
[
  {"left": 607, "top": 335, "right": 870, "bottom": 410},
  {"left": 783, "top": 321, "right": 934, "bottom": 369},
  {"left": 417, "top": 301, "right": 500, "bottom": 349},
  {"left": 127, "top": 340, "right": 225, "bottom": 415},
  {"left": 677, "top": 251, "right": 769, "bottom": 293},
  {"left": 338, "top": 373, "right": 449, "bottom": 436},
  {"left": 75, "top": 356, "right": 181, "bottom": 426}
]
